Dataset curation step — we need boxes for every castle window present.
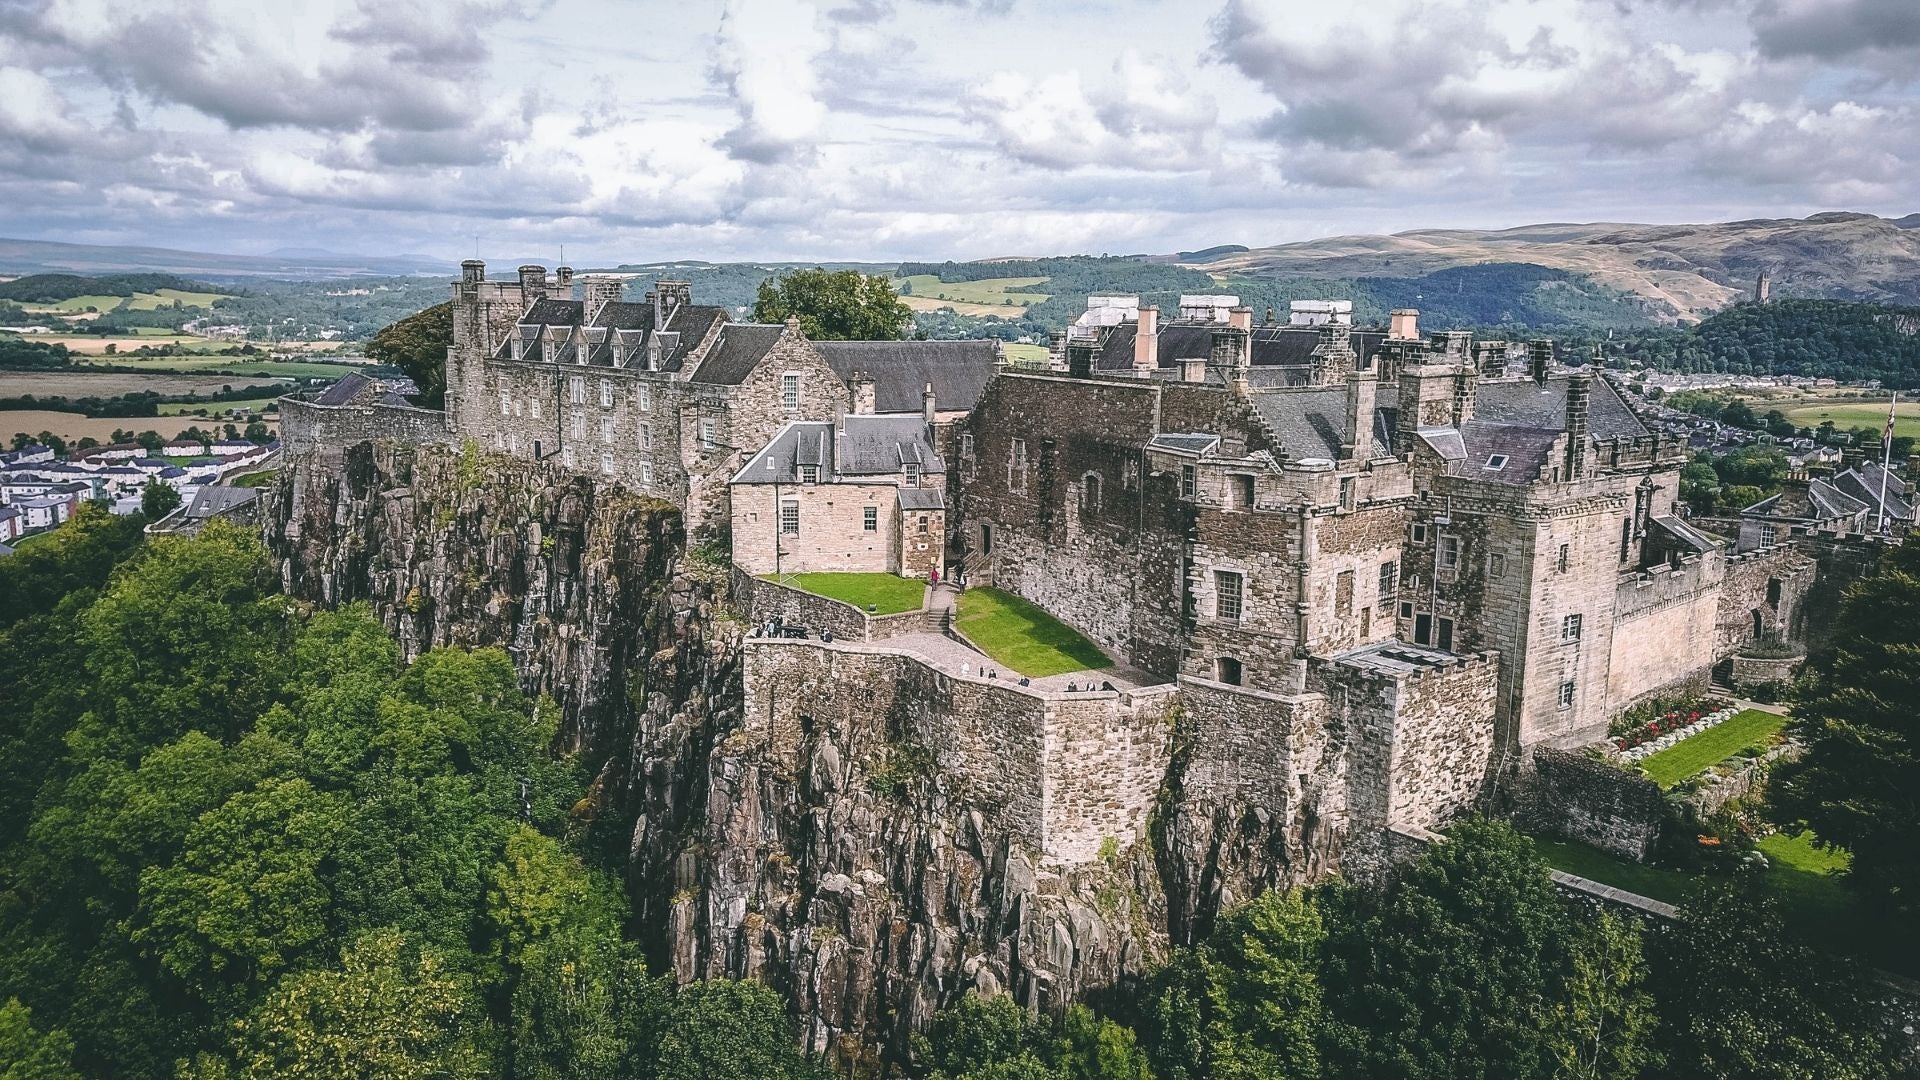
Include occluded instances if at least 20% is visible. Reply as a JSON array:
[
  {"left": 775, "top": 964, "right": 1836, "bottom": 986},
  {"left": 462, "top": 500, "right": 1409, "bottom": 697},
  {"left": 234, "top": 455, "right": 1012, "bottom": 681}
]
[
  {"left": 700, "top": 418, "right": 716, "bottom": 450},
  {"left": 570, "top": 376, "right": 585, "bottom": 404},
  {"left": 1557, "top": 543, "right": 1570, "bottom": 572},
  {"left": 639, "top": 423, "right": 652, "bottom": 450},
  {"left": 600, "top": 381, "right": 614, "bottom": 408},
  {"left": 499, "top": 391, "right": 511, "bottom": 417},
  {"left": 1767, "top": 577, "right": 1782, "bottom": 607},
  {"left": 640, "top": 462, "right": 652, "bottom": 486},
  {"left": 1082, "top": 473, "right": 1101, "bottom": 512},
  {"left": 1215, "top": 657, "right": 1242, "bottom": 686},
  {"left": 959, "top": 434, "right": 974, "bottom": 458},
  {"left": 1438, "top": 616, "right": 1454, "bottom": 651},
  {"left": 1562, "top": 613, "right": 1583, "bottom": 641},
  {"left": 1411, "top": 523, "right": 1429, "bottom": 545},
  {"left": 1558, "top": 680, "right": 1576, "bottom": 709},
  {"left": 600, "top": 452, "right": 613, "bottom": 475},
  {"left": 1620, "top": 517, "right": 1633, "bottom": 561},
  {"left": 1379, "top": 561, "right": 1398, "bottom": 598},
  {"left": 1009, "top": 439, "right": 1028, "bottom": 492},
  {"left": 779, "top": 498, "right": 800, "bottom": 535},
  {"left": 1335, "top": 569, "right": 1353, "bottom": 620},
  {"left": 600, "top": 417, "right": 615, "bottom": 443},
  {"left": 1400, "top": 602, "right": 1413, "bottom": 619},
  {"left": 1438, "top": 535, "right": 1459, "bottom": 572},
  {"left": 638, "top": 384, "right": 652, "bottom": 411},
  {"left": 531, "top": 399, "right": 542, "bottom": 420},
  {"left": 1231, "top": 473, "right": 1254, "bottom": 510},
  {"left": 1181, "top": 464, "right": 1197, "bottom": 500},
  {"left": 781, "top": 372, "right": 801, "bottom": 411},
  {"left": 863, "top": 506, "right": 877, "bottom": 532},
  {"left": 1413, "top": 611, "right": 1432, "bottom": 645},
  {"left": 1760, "top": 523, "right": 1778, "bottom": 548},
  {"left": 571, "top": 413, "right": 584, "bottom": 440},
  {"left": 1214, "top": 570, "right": 1244, "bottom": 622},
  {"left": 905, "top": 462, "right": 921, "bottom": 488},
  {"left": 917, "top": 515, "right": 929, "bottom": 534},
  {"left": 1339, "top": 476, "right": 1356, "bottom": 510},
  {"left": 1489, "top": 553, "right": 1506, "bottom": 578},
  {"left": 562, "top": 446, "right": 574, "bottom": 468},
  {"left": 800, "top": 464, "right": 818, "bottom": 484}
]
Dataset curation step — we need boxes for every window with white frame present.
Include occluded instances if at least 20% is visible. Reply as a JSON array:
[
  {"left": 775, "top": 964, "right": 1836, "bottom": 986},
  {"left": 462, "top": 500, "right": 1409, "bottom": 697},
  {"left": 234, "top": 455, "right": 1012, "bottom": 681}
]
[
  {"left": 639, "top": 423, "right": 652, "bottom": 450},
  {"left": 1562, "top": 613, "right": 1583, "bottom": 641},
  {"left": 638, "top": 384, "right": 652, "bottom": 411},
  {"left": 562, "top": 446, "right": 574, "bottom": 468},
  {"left": 639, "top": 462, "right": 652, "bottom": 486},
  {"left": 779, "top": 498, "right": 800, "bottom": 534},
  {"left": 1760, "top": 522, "right": 1777, "bottom": 547},
  {"left": 1181, "top": 464, "right": 1197, "bottom": 499},
  {"left": 781, "top": 372, "right": 801, "bottom": 411},
  {"left": 799, "top": 464, "right": 818, "bottom": 484},
  {"left": 530, "top": 399, "right": 542, "bottom": 420},
  {"left": 600, "top": 416, "right": 615, "bottom": 443},
  {"left": 904, "top": 462, "right": 921, "bottom": 487},
  {"left": 1438, "top": 535, "right": 1460, "bottom": 571},
  {"left": 571, "top": 413, "right": 584, "bottom": 440},
  {"left": 1411, "top": 522, "right": 1429, "bottom": 545},
  {"left": 499, "top": 391, "right": 511, "bottom": 417},
  {"left": 600, "top": 452, "right": 613, "bottom": 475},
  {"left": 569, "top": 376, "right": 585, "bottom": 404},
  {"left": 700, "top": 418, "right": 716, "bottom": 450},
  {"left": 600, "top": 381, "right": 613, "bottom": 408},
  {"left": 863, "top": 506, "right": 877, "bottom": 532},
  {"left": 1214, "top": 569, "right": 1244, "bottom": 621},
  {"left": 1558, "top": 680, "right": 1576, "bottom": 709},
  {"left": 959, "top": 433, "right": 974, "bottom": 458}
]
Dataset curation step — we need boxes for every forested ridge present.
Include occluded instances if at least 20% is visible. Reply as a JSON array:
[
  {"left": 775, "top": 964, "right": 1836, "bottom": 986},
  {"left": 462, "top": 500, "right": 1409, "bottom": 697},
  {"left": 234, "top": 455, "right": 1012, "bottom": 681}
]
[{"left": 1607, "top": 299, "right": 1920, "bottom": 386}]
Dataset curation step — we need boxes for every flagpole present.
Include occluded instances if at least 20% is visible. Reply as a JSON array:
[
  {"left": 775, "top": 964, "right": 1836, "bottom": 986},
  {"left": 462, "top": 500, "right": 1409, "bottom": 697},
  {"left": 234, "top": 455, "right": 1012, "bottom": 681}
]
[{"left": 1876, "top": 392, "right": 1896, "bottom": 534}]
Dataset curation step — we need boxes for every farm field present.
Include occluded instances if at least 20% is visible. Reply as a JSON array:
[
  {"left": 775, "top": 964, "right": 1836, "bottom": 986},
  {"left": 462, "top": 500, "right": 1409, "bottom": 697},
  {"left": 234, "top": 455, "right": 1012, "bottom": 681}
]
[
  {"left": 896, "top": 274, "right": 1049, "bottom": 316},
  {"left": 0, "top": 371, "right": 289, "bottom": 398},
  {"left": 1, "top": 409, "right": 279, "bottom": 443},
  {"left": 1001, "top": 343, "right": 1050, "bottom": 365},
  {"left": 76, "top": 356, "right": 352, "bottom": 379},
  {"left": 125, "top": 288, "right": 231, "bottom": 310},
  {"left": 1777, "top": 399, "right": 1920, "bottom": 439},
  {"left": 158, "top": 396, "right": 282, "bottom": 416},
  {"left": 20, "top": 333, "right": 218, "bottom": 354}
]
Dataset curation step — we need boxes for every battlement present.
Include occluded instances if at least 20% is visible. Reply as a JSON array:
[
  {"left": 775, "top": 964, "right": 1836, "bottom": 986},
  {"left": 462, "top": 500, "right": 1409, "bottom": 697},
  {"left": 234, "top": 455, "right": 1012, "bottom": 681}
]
[{"left": 280, "top": 395, "right": 449, "bottom": 455}]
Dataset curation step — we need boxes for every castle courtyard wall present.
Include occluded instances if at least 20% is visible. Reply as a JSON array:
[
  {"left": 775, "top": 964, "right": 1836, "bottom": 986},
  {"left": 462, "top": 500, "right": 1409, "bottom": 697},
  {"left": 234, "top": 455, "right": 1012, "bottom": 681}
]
[
  {"left": 280, "top": 398, "right": 450, "bottom": 454},
  {"left": 1608, "top": 554, "right": 1721, "bottom": 712}
]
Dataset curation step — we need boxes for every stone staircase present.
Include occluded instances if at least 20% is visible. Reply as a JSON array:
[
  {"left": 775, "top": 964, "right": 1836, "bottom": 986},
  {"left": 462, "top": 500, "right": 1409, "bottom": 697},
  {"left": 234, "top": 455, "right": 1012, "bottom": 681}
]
[{"left": 924, "top": 583, "right": 957, "bottom": 633}]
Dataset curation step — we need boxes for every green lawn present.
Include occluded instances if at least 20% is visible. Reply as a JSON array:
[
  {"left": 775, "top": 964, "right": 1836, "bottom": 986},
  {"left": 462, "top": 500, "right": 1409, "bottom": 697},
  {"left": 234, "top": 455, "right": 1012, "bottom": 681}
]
[
  {"left": 770, "top": 572, "right": 925, "bottom": 615},
  {"left": 1531, "top": 837, "right": 1694, "bottom": 904},
  {"left": 895, "top": 274, "right": 1051, "bottom": 307},
  {"left": 953, "top": 587, "right": 1110, "bottom": 678},
  {"left": 1638, "top": 709, "right": 1787, "bottom": 789},
  {"left": 1001, "top": 343, "right": 1051, "bottom": 366},
  {"left": 1780, "top": 400, "right": 1920, "bottom": 440},
  {"left": 124, "top": 288, "right": 231, "bottom": 310},
  {"left": 230, "top": 470, "right": 279, "bottom": 488}
]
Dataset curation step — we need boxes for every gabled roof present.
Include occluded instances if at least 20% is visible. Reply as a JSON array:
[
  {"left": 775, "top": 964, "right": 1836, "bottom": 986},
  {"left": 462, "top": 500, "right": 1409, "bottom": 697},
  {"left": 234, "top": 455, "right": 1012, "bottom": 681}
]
[
  {"left": 313, "top": 371, "right": 374, "bottom": 407},
  {"left": 1457, "top": 421, "right": 1562, "bottom": 484},
  {"left": 1473, "top": 374, "right": 1647, "bottom": 441},
  {"left": 1832, "top": 463, "right": 1914, "bottom": 522},
  {"left": 522, "top": 298, "right": 584, "bottom": 327},
  {"left": 1248, "top": 387, "right": 1387, "bottom": 460},
  {"left": 184, "top": 485, "right": 259, "bottom": 519},
  {"left": 814, "top": 339, "right": 998, "bottom": 413},
  {"left": 898, "top": 487, "right": 945, "bottom": 510},
  {"left": 1650, "top": 514, "right": 1716, "bottom": 554},
  {"left": 731, "top": 415, "right": 943, "bottom": 485},
  {"left": 691, "top": 324, "right": 786, "bottom": 385},
  {"left": 1742, "top": 478, "right": 1868, "bottom": 521}
]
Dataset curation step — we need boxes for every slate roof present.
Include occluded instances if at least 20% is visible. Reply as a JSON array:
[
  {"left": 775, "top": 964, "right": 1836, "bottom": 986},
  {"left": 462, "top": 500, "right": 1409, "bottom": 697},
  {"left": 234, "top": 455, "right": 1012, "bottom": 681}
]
[
  {"left": 1473, "top": 375, "right": 1647, "bottom": 440},
  {"left": 313, "top": 372, "right": 373, "bottom": 406},
  {"left": 1332, "top": 639, "right": 1468, "bottom": 673},
  {"left": 1650, "top": 514, "right": 1716, "bottom": 554},
  {"left": 897, "top": 488, "right": 945, "bottom": 510},
  {"left": 814, "top": 339, "right": 999, "bottom": 413},
  {"left": 732, "top": 417, "right": 943, "bottom": 485},
  {"left": 1148, "top": 433, "right": 1221, "bottom": 456},
  {"left": 690, "top": 324, "right": 787, "bottom": 385},
  {"left": 1832, "top": 463, "right": 1914, "bottom": 522},
  {"left": 184, "top": 485, "right": 259, "bottom": 519},
  {"left": 1743, "top": 478, "right": 1867, "bottom": 521},
  {"left": 1249, "top": 388, "right": 1388, "bottom": 460},
  {"left": 1458, "top": 422, "right": 1563, "bottom": 484},
  {"left": 1094, "top": 321, "right": 1387, "bottom": 372},
  {"left": 522, "top": 299, "right": 584, "bottom": 326}
]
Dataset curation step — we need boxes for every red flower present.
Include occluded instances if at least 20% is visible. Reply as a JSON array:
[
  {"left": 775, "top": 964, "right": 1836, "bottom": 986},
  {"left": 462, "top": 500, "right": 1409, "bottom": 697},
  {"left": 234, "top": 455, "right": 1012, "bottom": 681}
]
[
  {"left": 1689, "top": 711, "right": 1701, "bottom": 721},
  {"left": 1648, "top": 722, "right": 1660, "bottom": 733}
]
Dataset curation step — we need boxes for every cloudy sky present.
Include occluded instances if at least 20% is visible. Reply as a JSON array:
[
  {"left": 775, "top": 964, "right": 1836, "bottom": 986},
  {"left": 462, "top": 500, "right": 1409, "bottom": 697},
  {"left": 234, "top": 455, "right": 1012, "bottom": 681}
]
[{"left": 0, "top": 0, "right": 1915, "bottom": 264}]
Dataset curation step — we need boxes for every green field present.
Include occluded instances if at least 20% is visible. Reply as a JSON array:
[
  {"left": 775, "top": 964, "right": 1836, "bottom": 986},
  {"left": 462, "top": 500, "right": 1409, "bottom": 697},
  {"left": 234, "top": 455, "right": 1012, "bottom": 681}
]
[
  {"left": 1001, "top": 343, "right": 1050, "bottom": 365},
  {"left": 954, "top": 587, "right": 1110, "bottom": 678},
  {"left": 1638, "top": 709, "right": 1788, "bottom": 788},
  {"left": 1778, "top": 400, "right": 1920, "bottom": 439},
  {"left": 770, "top": 572, "right": 926, "bottom": 615},
  {"left": 896, "top": 275, "right": 1050, "bottom": 307},
  {"left": 46, "top": 295, "right": 126, "bottom": 313},
  {"left": 84, "top": 357, "right": 351, "bottom": 379},
  {"left": 124, "top": 288, "right": 231, "bottom": 310}
]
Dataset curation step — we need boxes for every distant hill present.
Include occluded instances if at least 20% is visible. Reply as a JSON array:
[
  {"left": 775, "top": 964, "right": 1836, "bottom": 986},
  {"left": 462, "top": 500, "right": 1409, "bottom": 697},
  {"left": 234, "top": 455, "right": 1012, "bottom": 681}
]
[
  {"left": 0, "top": 272, "right": 222, "bottom": 303},
  {"left": 1615, "top": 298, "right": 1920, "bottom": 388},
  {"left": 0, "top": 237, "right": 451, "bottom": 280},
  {"left": 1189, "top": 212, "right": 1920, "bottom": 325}
]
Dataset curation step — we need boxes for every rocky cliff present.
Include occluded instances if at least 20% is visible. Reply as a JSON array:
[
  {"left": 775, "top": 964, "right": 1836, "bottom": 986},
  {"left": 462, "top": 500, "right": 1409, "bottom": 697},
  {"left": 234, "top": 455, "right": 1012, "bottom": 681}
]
[{"left": 266, "top": 440, "right": 1254, "bottom": 1068}]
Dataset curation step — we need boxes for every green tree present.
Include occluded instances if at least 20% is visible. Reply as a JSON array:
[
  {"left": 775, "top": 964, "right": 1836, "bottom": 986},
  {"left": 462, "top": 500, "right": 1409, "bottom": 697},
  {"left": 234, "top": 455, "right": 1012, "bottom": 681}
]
[
  {"left": 1543, "top": 911, "right": 1659, "bottom": 1080},
  {"left": 190, "top": 929, "right": 490, "bottom": 1080},
  {"left": 1651, "top": 875, "right": 1903, "bottom": 1079},
  {"left": 139, "top": 481, "right": 180, "bottom": 519},
  {"left": 366, "top": 301, "right": 452, "bottom": 408},
  {"left": 134, "top": 430, "right": 163, "bottom": 456},
  {"left": 752, "top": 269, "right": 912, "bottom": 341},
  {"left": 1771, "top": 541, "right": 1920, "bottom": 916},
  {"left": 1145, "top": 890, "right": 1322, "bottom": 1080},
  {"left": 653, "top": 979, "right": 827, "bottom": 1080},
  {"left": 0, "top": 997, "right": 80, "bottom": 1080}
]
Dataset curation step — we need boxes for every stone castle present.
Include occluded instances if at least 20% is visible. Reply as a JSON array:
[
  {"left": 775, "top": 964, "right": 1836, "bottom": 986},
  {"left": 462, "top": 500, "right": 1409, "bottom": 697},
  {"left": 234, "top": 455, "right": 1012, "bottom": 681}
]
[{"left": 281, "top": 269, "right": 1835, "bottom": 877}]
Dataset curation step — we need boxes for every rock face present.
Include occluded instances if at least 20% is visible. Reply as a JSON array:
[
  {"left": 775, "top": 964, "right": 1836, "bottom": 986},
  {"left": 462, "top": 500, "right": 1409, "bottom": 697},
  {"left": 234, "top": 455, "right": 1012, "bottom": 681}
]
[{"left": 264, "top": 441, "right": 1182, "bottom": 1066}]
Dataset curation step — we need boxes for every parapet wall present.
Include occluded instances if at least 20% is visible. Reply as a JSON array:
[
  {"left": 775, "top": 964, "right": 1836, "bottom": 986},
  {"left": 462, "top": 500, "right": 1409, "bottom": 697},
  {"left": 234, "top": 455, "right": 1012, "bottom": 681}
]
[
  {"left": 1713, "top": 545, "right": 1817, "bottom": 658},
  {"left": 742, "top": 639, "right": 1175, "bottom": 864},
  {"left": 280, "top": 397, "right": 450, "bottom": 455},
  {"left": 1516, "top": 746, "right": 1666, "bottom": 861},
  {"left": 1609, "top": 556, "right": 1721, "bottom": 715}
]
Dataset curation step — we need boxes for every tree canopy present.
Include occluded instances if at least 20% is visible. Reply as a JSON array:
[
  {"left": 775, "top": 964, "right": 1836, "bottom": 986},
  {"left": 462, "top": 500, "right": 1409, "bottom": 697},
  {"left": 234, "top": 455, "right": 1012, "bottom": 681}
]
[
  {"left": 752, "top": 269, "right": 912, "bottom": 341},
  {"left": 366, "top": 300, "right": 453, "bottom": 408}
]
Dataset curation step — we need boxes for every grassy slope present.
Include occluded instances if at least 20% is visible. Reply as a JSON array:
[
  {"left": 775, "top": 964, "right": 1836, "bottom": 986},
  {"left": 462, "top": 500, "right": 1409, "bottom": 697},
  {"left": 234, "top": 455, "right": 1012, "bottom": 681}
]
[
  {"left": 1638, "top": 709, "right": 1787, "bottom": 788},
  {"left": 954, "top": 587, "right": 1110, "bottom": 678},
  {"left": 772, "top": 572, "right": 925, "bottom": 615},
  {"left": 896, "top": 274, "right": 1050, "bottom": 306}
]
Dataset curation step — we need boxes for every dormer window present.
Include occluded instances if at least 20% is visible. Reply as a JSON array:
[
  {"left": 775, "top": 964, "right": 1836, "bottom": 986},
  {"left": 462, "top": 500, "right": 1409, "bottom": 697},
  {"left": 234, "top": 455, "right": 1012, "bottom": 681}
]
[
  {"left": 1483, "top": 454, "right": 1508, "bottom": 470},
  {"left": 904, "top": 462, "right": 921, "bottom": 487},
  {"left": 800, "top": 464, "right": 819, "bottom": 484}
]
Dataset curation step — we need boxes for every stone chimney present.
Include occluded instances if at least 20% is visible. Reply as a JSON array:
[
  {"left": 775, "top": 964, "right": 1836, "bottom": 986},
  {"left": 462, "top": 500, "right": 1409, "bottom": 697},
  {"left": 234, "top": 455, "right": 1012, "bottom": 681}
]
[
  {"left": 1067, "top": 339, "right": 1100, "bottom": 379},
  {"left": 1133, "top": 305, "right": 1160, "bottom": 375},
  {"left": 1210, "top": 326, "right": 1250, "bottom": 378},
  {"left": 518, "top": 264, "right": 547, "bottom": 300},
  {"left": 1311, "top": 323, "right": 1355, "bottom": 386},
  {"left": 1529, "top": 339, "right": 1554, "bottom": 384},
  {"left": 849, "top": 370, "right": 876, "bottom": 416},
  {"left": 1229, "top": 305, "right": 1253, "bottom": 332},
  {"left": 1343, "top": 370, "right": 1378, "bottom": 460},
  {"left": 1565, "top": 371, "right": 1591, "bottom": 480},
  {"left": 922, "top": 382, "right": 936, "bottom": 426},
  {"left": 582, "top": 276, "right": 623, "bottom": 322},
  {"left": 1395, "top": 364, "right": 1457, "bottom": 453},
  {"left": 461, "top": 259, "right": 485, "bottom": 287},
  {"left": 1453, "top": 363, "right": 1477, "bottom": 423},
  {"left": 1389, "top": 308, "right": 1419, "bottom": 340},
  {"left": 555, "top": 265, "right": 574, "bottom": 291},
  {"left": 1180, "top": 357, "right": 1207, "bottom": 383}
]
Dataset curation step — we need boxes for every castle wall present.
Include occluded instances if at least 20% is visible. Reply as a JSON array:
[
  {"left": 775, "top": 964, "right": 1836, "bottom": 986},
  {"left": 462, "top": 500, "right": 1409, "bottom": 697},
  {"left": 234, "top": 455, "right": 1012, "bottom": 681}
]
[
  {"left": 1607, "top": 554, "right": 1721, "bottom": 711},
  {"left": 1516, "top": 746, "right": 1666, "bottom": 861},
  {"left": 1713, "top": 545, "right": 1818, "bottom": 657},
  {"left": 280, "top": 398, "right": 449, "bottom": 454},
  {"left": 731, "top": 482, "right": 902, "bottom": 576}
]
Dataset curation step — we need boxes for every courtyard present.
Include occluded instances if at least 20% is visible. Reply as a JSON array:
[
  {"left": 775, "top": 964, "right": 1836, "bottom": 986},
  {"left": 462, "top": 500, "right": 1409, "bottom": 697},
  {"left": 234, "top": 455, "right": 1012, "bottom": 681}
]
[
  {"left": 767, "top": 571, "right": 927, "bottom": 615},
  {"left": 953, "top": 587, "right": 1113, "bottom": 679}
]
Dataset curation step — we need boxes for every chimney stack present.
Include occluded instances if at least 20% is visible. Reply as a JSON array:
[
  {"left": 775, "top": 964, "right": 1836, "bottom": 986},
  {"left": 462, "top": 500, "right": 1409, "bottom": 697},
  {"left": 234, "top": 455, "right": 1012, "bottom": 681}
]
[
  {"left": 1389, "top": 308, "right": 1420, "bottom": 340},
  {"left": 1529, "top": 339, "right": 1554, "bottom": 384},
  {"left": 518, "top": 264, "right": 548, "bottom": 300},
  {"left": 1210, "top": 326, "right": 1250, "bottom": 378},
  {"left": 1228, "top": 305, "right": 1253, "bottom": 332},
  {"left": 922, "top": 382, "right": 936, "bottom": 427},
  {"left": 583, "top": 276, "right": 623, "bottom": 322},
  {"left": 1180, "top": 357, "right": 1207, "bottom": 383},
  {"left": 1565, "top": 371, "right": 1591, "bottom": 479},
  {"left": 555, "top": 265, "right": 574, "bottom": 291},
  {"left": 1134, "top": 305, "right": 1160, "bottom": 375},
  {"left": 1343, "top": 370, "right": 1378, "bottom": 460},
  {"left": 850, "top": 371, "right": 876, "bottom": 416},
  {"left": 461, "top": 260, "right": 485, "bottom": 287}
]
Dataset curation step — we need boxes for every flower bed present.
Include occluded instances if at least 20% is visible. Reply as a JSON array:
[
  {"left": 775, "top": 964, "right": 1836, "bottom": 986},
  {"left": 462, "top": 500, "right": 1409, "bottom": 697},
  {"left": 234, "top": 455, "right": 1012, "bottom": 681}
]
[{"left": 1612, "top": 704, "right": 1735, "bottom": 757}]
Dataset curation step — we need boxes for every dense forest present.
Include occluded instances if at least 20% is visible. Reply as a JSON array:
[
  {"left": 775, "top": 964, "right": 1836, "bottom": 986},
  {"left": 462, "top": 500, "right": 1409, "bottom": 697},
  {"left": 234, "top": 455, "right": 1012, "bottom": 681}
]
[
  {"left": 2, "top": 511, "right": 1915, "bottom": 1078},
  {"left": 0, "top": 274, "right": 220, "bottom": 304},
  {"left": 1605, "top": 300, "right": 1920, "bottom": 386}
]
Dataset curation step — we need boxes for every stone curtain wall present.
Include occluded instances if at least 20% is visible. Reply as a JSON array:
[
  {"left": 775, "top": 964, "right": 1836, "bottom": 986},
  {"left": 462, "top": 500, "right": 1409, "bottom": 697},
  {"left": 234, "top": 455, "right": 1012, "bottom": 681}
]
[
  {"left": 732, "top": 569, "right": 875, "bottom": 640},
  {"left": 1379, "top": 653, "right": 1500, "bottom": 833},
  {"left": 279, "top": 398, "right": 450, "bottom": 455},
  {"left": 1517, "top": 747, "right": 1666, "bottom": 861},
  {"left": 1608, "top": 553, "right": 1721, "bottom": 713},
  {"left": 742, "top": 639, "right": 1176, "bottom": 864},
  {"left": 1714, "top": 545, "right": 1818, "bottom": 657}
]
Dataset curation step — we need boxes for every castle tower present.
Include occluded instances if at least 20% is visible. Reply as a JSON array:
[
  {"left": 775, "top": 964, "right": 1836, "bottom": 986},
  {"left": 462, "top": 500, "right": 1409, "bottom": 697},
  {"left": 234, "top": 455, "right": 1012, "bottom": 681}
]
[{"left": 1755, "top": 271, "right": 1772, "bottom": 304}]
